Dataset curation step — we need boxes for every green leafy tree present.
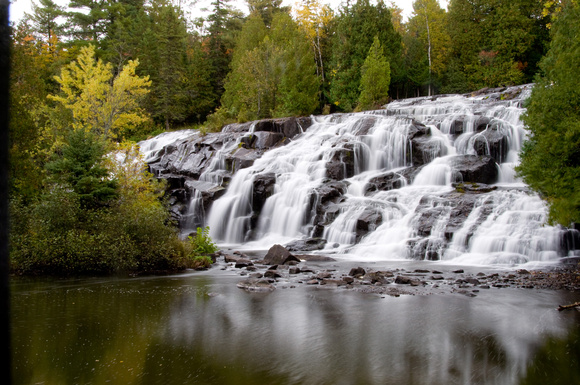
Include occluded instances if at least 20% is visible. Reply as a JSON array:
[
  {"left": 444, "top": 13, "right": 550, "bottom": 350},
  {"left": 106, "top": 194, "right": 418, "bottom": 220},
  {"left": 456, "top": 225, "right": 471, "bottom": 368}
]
[
  {"left": 220, "top": 11, "right": 318, "bottom": 121},
  {"left": 406, "top": 0, "right": 450, "bottom": 96},
  {"left": 517, "top": 1, "right": 580, "bottom": 226},
  {"left": 9, "top": 22, "right": 65, "bottom": 200},
  {"left": 358, "top": 36, "right": 391, "bottom": 110},
  {"left": 445, "top": 0, "right": 548, "bottom": 92},
  {"left": 48, "top": 44, "right": 151, "bottom": 141},
  {"left": 329, "top": 0, "right": 402, "bottom": 110}
]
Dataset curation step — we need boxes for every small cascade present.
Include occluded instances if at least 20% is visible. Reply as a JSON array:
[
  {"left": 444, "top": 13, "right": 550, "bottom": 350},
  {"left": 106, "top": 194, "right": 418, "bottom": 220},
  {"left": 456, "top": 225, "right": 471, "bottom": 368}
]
[{"left": 141, "top": 85, "right": 574, "bottom": 266}]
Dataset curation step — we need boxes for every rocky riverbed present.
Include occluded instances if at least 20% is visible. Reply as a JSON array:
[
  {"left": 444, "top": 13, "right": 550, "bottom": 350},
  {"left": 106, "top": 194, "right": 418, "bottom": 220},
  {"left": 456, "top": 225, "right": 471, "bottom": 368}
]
[{"left": 206, "top": 245, "right": 580, "bottom": 298}]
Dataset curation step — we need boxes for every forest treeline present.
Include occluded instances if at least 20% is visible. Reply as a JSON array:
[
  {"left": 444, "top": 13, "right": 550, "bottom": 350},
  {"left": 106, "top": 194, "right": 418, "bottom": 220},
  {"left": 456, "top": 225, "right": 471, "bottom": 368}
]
[
  {"left": 8, "top": 0, "right": 580, "bottom": 274},
  {"left": 13, "top": 0, "right": 554, "bottom": 131}
]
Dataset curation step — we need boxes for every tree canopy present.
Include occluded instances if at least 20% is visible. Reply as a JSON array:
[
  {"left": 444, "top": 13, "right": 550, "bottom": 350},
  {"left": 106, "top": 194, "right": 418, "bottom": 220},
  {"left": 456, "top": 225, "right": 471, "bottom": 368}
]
[{"left": 517, "top": 1, "right": 580, "bottom": 226}]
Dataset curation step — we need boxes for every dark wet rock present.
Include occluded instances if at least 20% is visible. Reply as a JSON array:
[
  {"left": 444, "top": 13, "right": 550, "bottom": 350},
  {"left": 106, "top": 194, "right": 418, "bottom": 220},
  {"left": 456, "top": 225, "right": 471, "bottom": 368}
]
[
  {"left": 294, "top": 255, "right": 336, "bottom": 262},
  {"left": 365, "top": 271, "right": 392, "bottom": 284},
  {"left": 289, "top": 267, "right": 301, "bottom": 274},
  {"left": 349, "top": 267, "right": 366, "bottom": 277},
  {"left": 317, "top": 271, "right": 334, "bottom": 279},
  {"left": 325, "top": 148, "right": 355, "bottom": 180},
  {"left": 249, "top": 273, "right": 264, "bottom": 278},
  {"left": 473, "top": 129, "right": 509, "bottom": 163},
  {"left": 184, "top": 179, "right": 227, "bottom": 212},
  {"left": 412, "top": 135, "right": 448, "bottom": 166},
  {"left": 241, "top": 131, "right": 284, "bottom": 150},
  {"left": 252, "top": 173, "right": 276, "bottom": 212},
  {"left": 453, "top": 269, "right": 465, "bottom": 273},
  {"left": 450, "top": 155, "right": 498, "bottom": 185},
  {"left": 431, "top": 275, "right": 445, "bottom": 280},
  {"left": 263, "top": 244, "right": 300, "bottom": 265},
  {"left": 237, "top": 278, "right": 276, "bottom": 292},
  {"left": 314, "top": 181, "right": 348, "bottom": 204},
  {"left": 465, "top": 277, "right": 481, "bottom": 285},
  {"left": 415, "top": 206, "right": 448, "bottom": 237},
  {"left": 225, "top": 254, "right": 240, "bottom": 263},
  {"left": 321, "top": 279, "right": 347, "bottom": 286},
  {"left": 235, "top": 259, "right": 253, "bottom": 268},
  {"left": 342, "top": 276, "right": 355, "bottom": 284},
  {"left": 351, "top": 116, "right": 379, "bottom": 136},
  {"left": 364, "top": 172, "right": 408, "bottom": 194},
  {"left": 264, "top": 270, "right": 282, "bottom": 279},
  {"left": 285, "top": 238, "right": 327, "bottom": 252},
  {"left": 395, "top": 276, "right": 412, "bottom": 284},
  {"left": 253, "top": 117, "right": 311, "bottom": 139},
  {"left": 356, "top": 209, "right": 383, "bottom": 240},
  {"left": 228, "top": 147, "right": 262, "bottom": 172}
]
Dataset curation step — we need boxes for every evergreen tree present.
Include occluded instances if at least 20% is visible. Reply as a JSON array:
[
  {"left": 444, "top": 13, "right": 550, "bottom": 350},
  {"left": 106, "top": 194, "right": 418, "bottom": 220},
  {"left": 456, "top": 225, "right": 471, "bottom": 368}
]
[
  {"left": 445, "top": 0, "right": 548, "bottom": 92},
  {"left": 45, "top": 129, "right": 118, "bottom": 210},
  {"left": 358, "top": 36, "right": 390, "bottom": 110},
  {"left": 66, "top": 0, "right": 111, "bottom": 42},
  {"left": 206, "top": 0, "right": 243, "bottom": 102},
  {"left": 246, "top": 0, "right": 288, "bottom": 27},
  {"left": 328, "top": 0, "right": 402, "bottom": 111},
  {"left": 220, "top": 11, "right": 318, "bottom": 121},
  {"left": 517, "top": 1, "right": 580, "bottom": 226},
  {"left": 26, "top": 0, "right": 65, "bottom": 47},
  {"left": 142, "top": 0, "right": 189, "bottom": 130}
]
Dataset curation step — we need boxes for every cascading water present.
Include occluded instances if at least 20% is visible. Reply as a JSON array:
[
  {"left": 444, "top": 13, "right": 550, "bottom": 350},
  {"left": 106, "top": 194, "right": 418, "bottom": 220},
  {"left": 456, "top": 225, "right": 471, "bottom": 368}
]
[{"left": 140, "top": 85, "right": 577, "bottom": 266}]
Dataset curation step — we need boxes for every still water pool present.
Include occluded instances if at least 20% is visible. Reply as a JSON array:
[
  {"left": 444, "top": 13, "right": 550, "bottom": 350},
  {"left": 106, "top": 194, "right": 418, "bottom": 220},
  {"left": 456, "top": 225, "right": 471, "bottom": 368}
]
[{"left": 11, "top": 269, "right": 580, "bottom": 384}]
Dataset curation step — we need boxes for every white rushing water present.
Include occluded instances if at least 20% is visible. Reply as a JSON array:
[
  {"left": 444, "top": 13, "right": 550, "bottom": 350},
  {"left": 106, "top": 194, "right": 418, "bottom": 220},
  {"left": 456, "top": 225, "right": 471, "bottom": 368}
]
[{"left": 143, "top": 85, "right": 574, "bottom": 266}]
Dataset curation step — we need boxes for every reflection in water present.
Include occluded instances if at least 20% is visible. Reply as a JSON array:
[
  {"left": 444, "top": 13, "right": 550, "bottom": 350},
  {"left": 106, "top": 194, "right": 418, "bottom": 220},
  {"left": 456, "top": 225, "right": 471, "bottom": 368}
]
[
  {"left": 519, "top": 327, "right": 580, "bottom": 385},
  {"left": 11, "top": 273, "right": 580, "bottom": 384}
]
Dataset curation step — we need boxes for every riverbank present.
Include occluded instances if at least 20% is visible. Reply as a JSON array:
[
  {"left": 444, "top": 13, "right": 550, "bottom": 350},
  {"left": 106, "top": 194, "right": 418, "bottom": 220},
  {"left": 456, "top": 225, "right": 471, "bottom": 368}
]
[{"left": 215, "top": 246, "right": 580, "bottom": 299}]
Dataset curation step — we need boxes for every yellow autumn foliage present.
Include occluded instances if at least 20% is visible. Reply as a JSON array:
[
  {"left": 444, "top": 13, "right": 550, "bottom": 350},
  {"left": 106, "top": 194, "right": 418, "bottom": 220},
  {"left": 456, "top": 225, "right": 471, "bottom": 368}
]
[{"left": 48, "top": 45, "right": 151, "bottom": 141}]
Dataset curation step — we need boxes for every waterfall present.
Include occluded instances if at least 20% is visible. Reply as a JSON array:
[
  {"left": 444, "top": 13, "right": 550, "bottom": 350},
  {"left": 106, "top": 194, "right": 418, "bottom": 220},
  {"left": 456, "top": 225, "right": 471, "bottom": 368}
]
[{"left": 141, "top": 85, "right": 572, "bottom": 266}]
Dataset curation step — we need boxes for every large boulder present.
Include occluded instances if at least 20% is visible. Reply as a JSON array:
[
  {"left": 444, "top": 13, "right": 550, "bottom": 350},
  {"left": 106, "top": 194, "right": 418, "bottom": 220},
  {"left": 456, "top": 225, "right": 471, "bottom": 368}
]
[
  {"left": 285, "top": 238, "right": 327, "bottom": 252},
  {"left": 450, "top": 155, "right": 498, "bottom": 184},
  {"left": 263, "top": 244, "right": 301, "bottom": 265}
]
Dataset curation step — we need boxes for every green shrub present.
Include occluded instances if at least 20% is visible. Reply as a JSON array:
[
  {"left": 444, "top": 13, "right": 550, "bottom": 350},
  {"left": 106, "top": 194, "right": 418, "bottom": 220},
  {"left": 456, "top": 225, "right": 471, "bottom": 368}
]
[{"left": 188, "top": 226, "right": 219, "bottom": 256}]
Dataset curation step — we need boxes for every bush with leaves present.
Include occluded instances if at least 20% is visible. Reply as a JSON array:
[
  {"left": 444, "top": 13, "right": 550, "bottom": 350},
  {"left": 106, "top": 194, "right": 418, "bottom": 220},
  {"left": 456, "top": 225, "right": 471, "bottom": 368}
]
[
  {"left": 9, "top": 137, "right": 186, "bottom": 275},
  {"left": 183, "top": 227, "right": 219, "bottom": 269}
]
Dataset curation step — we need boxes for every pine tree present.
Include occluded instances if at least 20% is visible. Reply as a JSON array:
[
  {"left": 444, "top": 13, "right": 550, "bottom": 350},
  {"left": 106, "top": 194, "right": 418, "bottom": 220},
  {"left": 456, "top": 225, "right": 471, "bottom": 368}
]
[
  {"left": 358, "top": 36, "right": 390, "bottom": 110},
  {"left": 329, "top": 0, "right": 402, "bottom": 110},
  {"left": 45, "top": 129, "right": 118, "bottom": 209},
  {"left": 27, "top": 0, "right": 65, "bottom": 47}
]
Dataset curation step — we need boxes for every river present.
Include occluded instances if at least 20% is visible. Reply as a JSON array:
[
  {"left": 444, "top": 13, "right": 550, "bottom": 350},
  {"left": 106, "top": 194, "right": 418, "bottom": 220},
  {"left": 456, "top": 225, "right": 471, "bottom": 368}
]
[{"left": 11, "top": 267, "right": 580, "bottom": 384}]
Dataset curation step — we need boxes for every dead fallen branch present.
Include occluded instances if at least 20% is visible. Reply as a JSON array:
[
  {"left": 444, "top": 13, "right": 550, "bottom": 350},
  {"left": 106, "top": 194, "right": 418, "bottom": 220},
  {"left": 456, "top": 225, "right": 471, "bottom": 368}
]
[{"left": 557, "top": 302, "right": 580, "bottom": 311}]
